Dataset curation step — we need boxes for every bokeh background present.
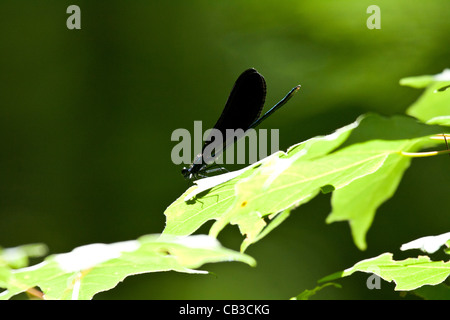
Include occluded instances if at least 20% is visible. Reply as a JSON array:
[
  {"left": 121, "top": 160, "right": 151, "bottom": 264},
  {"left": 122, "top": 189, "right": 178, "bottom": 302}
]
[{"left": 1, "top": 0, "right": 449, "bottom": 299}]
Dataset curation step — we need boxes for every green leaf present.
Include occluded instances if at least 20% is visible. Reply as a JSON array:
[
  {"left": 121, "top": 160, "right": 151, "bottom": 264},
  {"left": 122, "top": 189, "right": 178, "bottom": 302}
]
[
  {"left": 408, "top": 81, "right": 450, "bottom": 124},
  {"left": 399, "top": 75, "right": 435, "bottom": 89},
  {"left": 323, "top": 113, "right": 447, "bottom": 250},
  {"left": 0, "top": 267, "right": 12, "bottom": 289},
  {"left": 320, "top": 253, "right": 450, "bottom": 291},
  {"left": 327, "top": 155, "right": 411, "bottom": 250},
  {"left": 0, "top": 235, "right": 255, "bottom": 300},
  {"left": 426, "top": 116, "right": 450, "bottom": 126},
  {"left": 165, "top": 117, "right": 376, "bottom": 250},
  {"left": 400, "top": 68, "right": 450, "bottom": 89},
  {"left": 164, "top": 114, "right": 446, "bottom": 251},
  {"left": 401, "top": 69, "right": 450, "bottom": 124}
]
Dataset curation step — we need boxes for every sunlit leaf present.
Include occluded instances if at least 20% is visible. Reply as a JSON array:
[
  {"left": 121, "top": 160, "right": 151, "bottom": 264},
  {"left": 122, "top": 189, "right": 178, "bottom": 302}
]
[
  {"left": 401, "top": 69, "right": 450, "bottom": 124},
  {"left": 320, "top": 253, "right": 450, "bottom": 291},
  {"left": 164, "top": 114, "right": 446, "bottom": 251},
  {"left": 0, "top": 235, "right": 255, "bottom": 300}
]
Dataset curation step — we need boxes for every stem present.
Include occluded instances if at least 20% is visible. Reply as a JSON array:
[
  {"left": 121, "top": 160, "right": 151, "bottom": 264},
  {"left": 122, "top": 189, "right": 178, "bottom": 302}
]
[{"left": 401, "top": 149, "right": 450, "bottom": 157}]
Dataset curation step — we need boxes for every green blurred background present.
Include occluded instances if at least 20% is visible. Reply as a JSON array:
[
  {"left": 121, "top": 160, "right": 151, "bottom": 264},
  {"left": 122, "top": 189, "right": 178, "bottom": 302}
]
[{"left": 1, "top": 0, "right": 449, "bottom": 299}]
